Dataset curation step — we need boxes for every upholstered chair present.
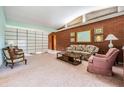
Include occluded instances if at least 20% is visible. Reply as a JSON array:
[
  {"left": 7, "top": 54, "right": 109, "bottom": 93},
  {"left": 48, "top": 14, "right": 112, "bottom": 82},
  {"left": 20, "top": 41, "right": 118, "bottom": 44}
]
[
  {"left": 2, "top": 47, "right": 27, "bottom": 69},
  {"left": 87, "top": 48, "right": 119, "bottom": 76}
]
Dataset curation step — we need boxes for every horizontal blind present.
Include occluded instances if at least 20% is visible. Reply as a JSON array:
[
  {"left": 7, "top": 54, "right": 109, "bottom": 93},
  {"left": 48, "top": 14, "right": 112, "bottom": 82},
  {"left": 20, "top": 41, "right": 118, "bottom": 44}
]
[{"left": 5, "top": 27, "right": 49, "bottom": 54}]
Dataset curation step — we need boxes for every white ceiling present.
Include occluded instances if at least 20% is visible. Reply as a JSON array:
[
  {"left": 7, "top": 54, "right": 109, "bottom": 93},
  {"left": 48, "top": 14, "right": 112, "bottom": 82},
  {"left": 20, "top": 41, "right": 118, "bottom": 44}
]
[{"left": 4, "top": 6, "right": 109, "bottom": 29}]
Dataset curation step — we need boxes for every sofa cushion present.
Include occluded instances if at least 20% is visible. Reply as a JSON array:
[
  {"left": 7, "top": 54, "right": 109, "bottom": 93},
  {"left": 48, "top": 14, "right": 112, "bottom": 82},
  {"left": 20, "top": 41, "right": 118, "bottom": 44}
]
[
  {"left": 66, "top": 49, "right": 73, "bottom": 52},
  {"left": 67, "top": 47, "right": 72, "bottom": 50},
  {"left": 70, "top": 45, "right": 77, "bottom": 50},
  {"left": 73, "top": 50, "right": 82, "bottom": 53},
  {"left": 67, "top": 45, "right": 99, "bottom": 55},
  {"left": 82, "top": 45, "right": 86, "bottom": 49},
  {"left": 80, "top": 51, "right": 91, "bottom": 55},
  {"left": 76, "top": 46, "right": 83, "bottom": 51},
  {"left": 89, "top": 47, "right": 96, "bottom": 53},
  {"left": 84, "top": 46, "right": 89, "bottom": 52},
  {"left": 74, "top": 45, "right": 87, "bottom": 51},
  {"left": 84, "top": 45, "right": 96, "bottom": 53}
]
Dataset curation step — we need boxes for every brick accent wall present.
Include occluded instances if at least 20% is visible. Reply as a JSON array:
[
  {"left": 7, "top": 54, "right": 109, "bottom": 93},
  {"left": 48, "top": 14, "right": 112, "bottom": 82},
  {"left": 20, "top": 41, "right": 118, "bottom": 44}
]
[{"left": 49, "top": 15, "right": 124, "bottom": 62}]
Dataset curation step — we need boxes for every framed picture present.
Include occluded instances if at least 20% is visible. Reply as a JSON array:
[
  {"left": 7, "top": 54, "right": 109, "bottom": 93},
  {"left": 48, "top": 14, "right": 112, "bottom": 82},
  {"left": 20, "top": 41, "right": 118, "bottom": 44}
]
[
  {"left": 94, "top": 28, "right": 103, "bottom": 34},
  {"left": 70, "top": 32, "right": 75, "bottom": 37},
  {"left": 77, "top": 30, "right": 91, "bottom": 42},
  {"left": 70, "top": 38, "right": 75, "bottom": 42},
  {"left": 94, "top": 34, "right": 103, "bottom": 42}
]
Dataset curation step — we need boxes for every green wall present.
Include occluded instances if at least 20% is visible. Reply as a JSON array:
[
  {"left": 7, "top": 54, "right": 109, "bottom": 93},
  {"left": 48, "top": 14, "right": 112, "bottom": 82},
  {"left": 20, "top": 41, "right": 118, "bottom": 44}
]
[
  {"left": 0, "top": 7, "right": 6, "bottom": 66},
  {"left": 6, "top": 19, "right": 56, "bottom": 32},
  {"left": 0, "top": 7, "right": 56, "bottom": 67}
]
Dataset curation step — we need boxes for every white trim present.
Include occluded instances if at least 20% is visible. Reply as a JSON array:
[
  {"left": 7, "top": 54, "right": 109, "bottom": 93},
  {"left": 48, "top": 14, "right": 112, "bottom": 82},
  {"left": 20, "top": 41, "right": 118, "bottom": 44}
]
[
  {"left": 57, "top": 11, "right": 124, "bottom": 31},
  {"left": 5, "top": 25, "right": 50, "bottom": 33}
]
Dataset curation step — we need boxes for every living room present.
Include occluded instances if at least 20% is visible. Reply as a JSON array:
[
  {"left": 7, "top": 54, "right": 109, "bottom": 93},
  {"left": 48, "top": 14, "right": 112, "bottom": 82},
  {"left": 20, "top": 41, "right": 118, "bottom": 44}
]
[{"left": 0, "top": 5, "right": 124, "bottom": 89}]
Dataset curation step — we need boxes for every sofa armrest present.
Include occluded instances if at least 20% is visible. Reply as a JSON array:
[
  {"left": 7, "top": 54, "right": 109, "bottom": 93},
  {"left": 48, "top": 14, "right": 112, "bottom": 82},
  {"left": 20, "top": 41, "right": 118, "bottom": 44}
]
[{"left": 66, "top": 47, "right": 71, "bottom": 50}]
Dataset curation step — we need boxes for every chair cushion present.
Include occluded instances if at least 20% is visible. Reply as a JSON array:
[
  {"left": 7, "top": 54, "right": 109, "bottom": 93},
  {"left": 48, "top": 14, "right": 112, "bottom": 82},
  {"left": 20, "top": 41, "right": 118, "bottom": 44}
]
[
  {"left": 7, "top": 58, "right": 24, "bottom": 63},
  {"left": 8, "top": 48, "right": 16, "bottom": 58}
]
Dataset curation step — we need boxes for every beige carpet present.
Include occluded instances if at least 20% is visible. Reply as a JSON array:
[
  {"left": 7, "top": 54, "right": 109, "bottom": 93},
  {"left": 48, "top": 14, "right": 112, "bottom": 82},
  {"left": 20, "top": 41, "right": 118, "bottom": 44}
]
[{"left": 0, "top": 53, "right": 123, "bottom": 87}]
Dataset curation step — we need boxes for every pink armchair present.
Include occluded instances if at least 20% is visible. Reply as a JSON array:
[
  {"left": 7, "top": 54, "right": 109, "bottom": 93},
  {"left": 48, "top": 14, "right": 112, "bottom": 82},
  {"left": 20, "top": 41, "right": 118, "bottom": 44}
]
[{"left": 87, "top": 48, "right": 119, "bottom": 76}]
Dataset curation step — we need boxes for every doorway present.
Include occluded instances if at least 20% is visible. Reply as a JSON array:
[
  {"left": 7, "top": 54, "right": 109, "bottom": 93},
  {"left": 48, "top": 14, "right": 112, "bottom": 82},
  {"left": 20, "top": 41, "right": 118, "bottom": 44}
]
[{"left": 51, "top": 35, "right": 56, "bottom": 50}]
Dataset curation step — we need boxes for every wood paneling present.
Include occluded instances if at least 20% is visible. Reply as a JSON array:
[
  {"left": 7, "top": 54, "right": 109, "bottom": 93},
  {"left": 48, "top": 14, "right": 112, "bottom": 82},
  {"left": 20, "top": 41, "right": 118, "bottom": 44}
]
[{"left": 49, "top": 15, "right": 124, "bottom": 62}]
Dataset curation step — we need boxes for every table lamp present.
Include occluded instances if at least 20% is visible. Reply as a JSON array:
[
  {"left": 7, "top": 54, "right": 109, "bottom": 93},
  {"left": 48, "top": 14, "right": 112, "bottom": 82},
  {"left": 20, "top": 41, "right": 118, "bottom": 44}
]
[
  {"left": 105, "top": 34, "right": 118, "bottom": 48},
  {"left": 7, "top": 40, "right": 15, "bottom": 47}
]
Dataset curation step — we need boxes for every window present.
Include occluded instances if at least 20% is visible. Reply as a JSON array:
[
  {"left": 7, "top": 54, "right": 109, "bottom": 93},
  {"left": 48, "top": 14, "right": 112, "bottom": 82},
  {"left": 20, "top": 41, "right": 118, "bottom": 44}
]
[{"left": 5, "top": 27, "right": 49, "bottom": 54}]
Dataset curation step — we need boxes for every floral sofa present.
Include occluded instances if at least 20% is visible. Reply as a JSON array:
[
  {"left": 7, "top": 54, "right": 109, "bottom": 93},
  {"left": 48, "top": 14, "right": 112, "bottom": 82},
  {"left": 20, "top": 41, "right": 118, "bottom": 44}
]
[{"left": 66, "top": 45, "right": 99, "bottom": 60}]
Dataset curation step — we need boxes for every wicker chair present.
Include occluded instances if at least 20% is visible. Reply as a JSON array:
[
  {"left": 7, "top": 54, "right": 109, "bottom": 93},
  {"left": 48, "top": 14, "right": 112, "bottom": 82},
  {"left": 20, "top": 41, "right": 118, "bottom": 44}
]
[{"left": 2, "top": 47, "right": 27, "bottom": 69}]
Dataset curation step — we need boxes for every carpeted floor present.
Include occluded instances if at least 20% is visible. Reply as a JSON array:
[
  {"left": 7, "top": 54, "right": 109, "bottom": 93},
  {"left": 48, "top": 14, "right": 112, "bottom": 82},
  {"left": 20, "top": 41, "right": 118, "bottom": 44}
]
[{"left": 0, "top": 53, "right": 123, "bottom": 87}]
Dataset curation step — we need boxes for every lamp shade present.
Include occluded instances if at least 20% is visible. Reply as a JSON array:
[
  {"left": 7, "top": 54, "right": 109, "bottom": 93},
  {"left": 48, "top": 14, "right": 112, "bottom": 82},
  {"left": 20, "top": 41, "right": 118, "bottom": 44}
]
[
  {"left": 7, "top": 40, "right": 15, "bottom": 46},
  {"left": 105, "top": 34, "right": 118, "bottom": 40}
]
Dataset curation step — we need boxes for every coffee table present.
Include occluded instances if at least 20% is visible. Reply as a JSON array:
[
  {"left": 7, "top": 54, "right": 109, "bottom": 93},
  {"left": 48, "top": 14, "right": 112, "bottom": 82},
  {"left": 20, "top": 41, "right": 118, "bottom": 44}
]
[{"left": 57, "top": 51, "right": 82, "bottom": 65}]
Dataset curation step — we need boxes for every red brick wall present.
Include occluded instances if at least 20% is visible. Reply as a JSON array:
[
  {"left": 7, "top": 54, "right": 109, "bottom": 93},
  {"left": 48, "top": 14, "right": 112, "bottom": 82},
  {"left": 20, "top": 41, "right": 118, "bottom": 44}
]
[{"left": 49, "top": 15, "right": 124, "bottom": 62}]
